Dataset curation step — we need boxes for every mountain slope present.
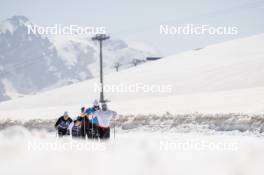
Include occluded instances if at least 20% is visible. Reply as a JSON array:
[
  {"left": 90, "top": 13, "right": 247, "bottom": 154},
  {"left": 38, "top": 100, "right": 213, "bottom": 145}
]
[
  {"left": 0, "top": 16, "right": 157, "bottom": 102},
  {"left": 0, "top": 34, "right": 264, "bottom": 119}
]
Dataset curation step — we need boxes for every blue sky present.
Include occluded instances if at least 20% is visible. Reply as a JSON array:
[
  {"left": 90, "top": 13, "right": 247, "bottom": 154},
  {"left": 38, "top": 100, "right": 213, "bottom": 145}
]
[{"left": 1, "top": 0, "right": 264, "bottom": 56}]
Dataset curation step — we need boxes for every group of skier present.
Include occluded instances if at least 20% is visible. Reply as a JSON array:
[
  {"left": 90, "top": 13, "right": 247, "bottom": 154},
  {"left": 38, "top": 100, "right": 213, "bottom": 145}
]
[{"left": 54, "top": 100, "right": 117, "bottom": 140}]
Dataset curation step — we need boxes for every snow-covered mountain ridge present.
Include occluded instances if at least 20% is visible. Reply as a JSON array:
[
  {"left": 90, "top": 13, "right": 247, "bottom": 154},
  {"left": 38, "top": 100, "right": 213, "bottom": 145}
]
[{"left": 0, "top": 16, "right": 157, "bottom": 102}]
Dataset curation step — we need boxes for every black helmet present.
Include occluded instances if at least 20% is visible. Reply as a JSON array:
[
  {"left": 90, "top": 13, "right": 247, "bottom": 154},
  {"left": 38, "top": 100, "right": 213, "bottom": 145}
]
[
  {"left": 102, "top": 103, "right": 108, "bottom": 111},
  {"left": 81, "top": 107, "right": 85, "bottom": 113}
]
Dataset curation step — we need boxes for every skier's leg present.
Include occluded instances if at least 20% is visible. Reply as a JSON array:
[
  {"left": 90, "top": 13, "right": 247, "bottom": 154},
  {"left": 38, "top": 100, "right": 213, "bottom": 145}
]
[
  {"left": 80, "top": 122, "right": 86, "bottom": 139},
  {"left": 105, "top": 128, "right": 110, "bottom": 140},
  {"left": 58, "top": 129, "right": 66, "bottom": 137},
  {"left": 98, "top": 127, "right": 103, "bottom": 139},
  {"left": 94, "top": 125, "right": 99, "bottom": 139},
  {"left": 87, "top": 122, "right": 92, "bottom": 139},
  {"left": 100, "top": 128, "right": 110, "bottom": 140},
  {"left": 58, "top": 130, "right": 63, "bottom": 137}
]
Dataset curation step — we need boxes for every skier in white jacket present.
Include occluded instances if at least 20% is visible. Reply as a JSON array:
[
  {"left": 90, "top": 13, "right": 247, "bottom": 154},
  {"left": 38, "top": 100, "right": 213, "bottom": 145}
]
[{"left": 93, "top": 103, "right": 117, "bottom": 140}]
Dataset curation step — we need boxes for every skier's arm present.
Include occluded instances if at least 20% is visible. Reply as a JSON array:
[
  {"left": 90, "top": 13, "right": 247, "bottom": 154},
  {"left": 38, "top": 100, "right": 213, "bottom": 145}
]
[
  {"left": 111, "top": 111, "right": 118, "bottom": 119},
  {"left": 90, "top": 112, "right": 99, "bottom": 124},
  {"left": 85, "top": 108, "right": 92, "bottom": 115},
  {"left": 54, "top": 117, "right": 61, "bottom": 128},
  {"left": 92, "top": 112, "right": 98, "bottom": 119},
  {"left": 68, "top": 122, "right": 74, "bottom": 135}
]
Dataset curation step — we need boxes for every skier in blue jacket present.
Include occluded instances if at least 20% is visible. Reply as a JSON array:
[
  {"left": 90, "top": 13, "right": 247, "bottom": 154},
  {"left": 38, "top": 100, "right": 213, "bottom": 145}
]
[
  {"left": 85, "top": 100, "right": 100, "bottom": 138},
  {"left": 85, "top": 100, "right": 100, "bottom": 124}
]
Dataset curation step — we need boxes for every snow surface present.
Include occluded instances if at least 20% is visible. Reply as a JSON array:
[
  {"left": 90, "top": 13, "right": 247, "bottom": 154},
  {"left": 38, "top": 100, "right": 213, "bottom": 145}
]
[
  {"left": 0, "top": 127, "right": 264, "bottom": 175},
  {"left": 0, "top": 34, "right": 264, "bottom": 119}
]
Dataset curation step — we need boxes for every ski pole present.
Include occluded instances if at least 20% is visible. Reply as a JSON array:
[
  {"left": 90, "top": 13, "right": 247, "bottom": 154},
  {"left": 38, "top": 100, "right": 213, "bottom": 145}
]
[
  {"left": 92, "top": 114, "right": 94, "bottom": 139},
  {"left": 114, "top": 113, "right": 118, "bottom": 140},
  {"left": 114, "top": 119, "right": 116, "bottom": 140},
  {"left": 84, "top": 115, "right": 86, "bottom": 140}
]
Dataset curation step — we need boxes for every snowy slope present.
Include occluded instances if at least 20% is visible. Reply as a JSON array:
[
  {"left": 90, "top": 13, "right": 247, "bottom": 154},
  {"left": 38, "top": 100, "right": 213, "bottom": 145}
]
[
  {"left": 51, "top": 35, "right": 157, "bottom": 77},
  {"left": 0, "top": 16, "right": 157, "bottom": 102},
  {"left": 0, "top": 34, "right": 264, "bottom": 119}
]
